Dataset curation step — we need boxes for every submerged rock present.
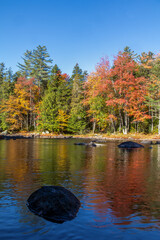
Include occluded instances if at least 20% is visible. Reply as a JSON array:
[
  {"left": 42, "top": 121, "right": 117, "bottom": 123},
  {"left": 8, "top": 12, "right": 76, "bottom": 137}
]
[
  {"left": 118, "top": 141, "right": 144, "bottom": 149},
  {"left": 27, "top": 186, "right": 80, "bottom": 223},
  {"left": 74, "top": 141, "right": 96, "bottom": 147}
]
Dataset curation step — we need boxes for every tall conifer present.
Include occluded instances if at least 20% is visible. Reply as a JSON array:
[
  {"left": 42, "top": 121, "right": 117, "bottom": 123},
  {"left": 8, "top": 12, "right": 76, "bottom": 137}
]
[{"left": 68, "top": 64, "right": 87, "bottom": 133}]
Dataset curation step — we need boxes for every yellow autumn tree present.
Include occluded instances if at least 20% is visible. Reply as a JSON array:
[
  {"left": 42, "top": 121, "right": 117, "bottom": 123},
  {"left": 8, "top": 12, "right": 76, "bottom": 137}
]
[
  {"left": 1, "top": 77, "right": 40, "bottom": 131},
  {"left": 55, "top": 109, "right": 69, "bottom": 133}
]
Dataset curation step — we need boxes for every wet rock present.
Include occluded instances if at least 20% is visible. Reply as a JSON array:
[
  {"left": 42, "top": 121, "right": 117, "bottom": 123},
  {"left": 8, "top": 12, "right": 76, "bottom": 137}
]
[
  {"left": 74, "top": 141, "right": 96, "bottom": 147},
  {"left": 141, "top": 140, "right": 152, "bottom": 144},
  {"left": 118, "top": 141, "right": 144, "bottom": 149},
  {"left": 93, "top": 139, "right": 107, "bottom": 143},
  {"left": 27, "top": 186, "right": 80, "bottom": 223},
  {"left": 0, "top": 130, "right": 7, "bottom": 135},
  {"left": 74, "top": 142, "right": 86, "bottom": 145}
]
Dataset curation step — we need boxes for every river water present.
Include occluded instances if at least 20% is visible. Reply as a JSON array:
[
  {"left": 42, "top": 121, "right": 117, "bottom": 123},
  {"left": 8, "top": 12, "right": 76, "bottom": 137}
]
[{"left": 0, "top": 138, "right": 160, "bottom": 239}]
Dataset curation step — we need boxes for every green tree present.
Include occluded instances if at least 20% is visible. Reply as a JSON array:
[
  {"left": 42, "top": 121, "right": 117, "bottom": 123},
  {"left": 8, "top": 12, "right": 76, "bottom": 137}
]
[
  {"left": 32, "top": 45, "right": 52, "bottom": 91},
  {"left": 147, "top": 54, "right": 160, "bottom": 134},
  {"left": 38, "top": 65, "right": 60, "bottom": 131},
  {"left": 138, "top": 51, "right": 154, "bottom": 132},
  {"left": 38, "top": 65, "right": 71, "bottom": 132},
  {"left": 18, "top": 50, "right": 34, "bottom": 77},
  {"left": 68, "top": 64, "right": 87, "bottom": 133},
  {"left": 18, "top": 45, "right": 52, "bottom": 94},
  {"left": 0, "top": 64, "right": 13, "bottom": 130}
]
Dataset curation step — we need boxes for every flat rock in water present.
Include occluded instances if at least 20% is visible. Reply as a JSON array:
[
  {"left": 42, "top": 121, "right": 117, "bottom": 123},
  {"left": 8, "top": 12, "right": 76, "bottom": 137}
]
[
  {"left": 141, "top": 140, "right": 152, "bottom": 144},
  {"left": 27, "top": 186, "right": 80, "bottom": 223},
  {"left": 74, "top": 142, "right": 96, "bottom": 147},
  {"left": 118, "top": 141, "right": 144, "bottom": 149}
]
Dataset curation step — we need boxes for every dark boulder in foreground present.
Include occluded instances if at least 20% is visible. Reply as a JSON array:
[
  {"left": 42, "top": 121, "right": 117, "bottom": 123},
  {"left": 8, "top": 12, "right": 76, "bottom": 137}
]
[
  {"left": 118, "top": 141, "right": 144, "bottom": 149},
  {"left": 27, "top": 186, "right": 80, "bottom": 223}
]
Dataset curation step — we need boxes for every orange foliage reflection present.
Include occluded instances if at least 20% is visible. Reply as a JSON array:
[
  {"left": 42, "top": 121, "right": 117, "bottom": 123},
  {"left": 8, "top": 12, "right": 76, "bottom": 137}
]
[{"left": 83, "top": 144, "right": 153, "bottom": 223}]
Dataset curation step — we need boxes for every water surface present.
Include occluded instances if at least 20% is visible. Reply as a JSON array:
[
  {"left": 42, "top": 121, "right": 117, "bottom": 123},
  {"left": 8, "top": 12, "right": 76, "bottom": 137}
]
[{"left": 0, "top": 138, "right": 160, "bottom": 239}]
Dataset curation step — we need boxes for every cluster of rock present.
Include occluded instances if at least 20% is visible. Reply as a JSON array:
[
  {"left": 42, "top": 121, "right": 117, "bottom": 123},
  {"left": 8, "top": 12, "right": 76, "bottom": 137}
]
[
  {"left": 27, "top": 139, "right": 160, "bottom": 223},
  {"left": 0, "top": 132, "right": 73, "bottom": 140},
  {"left": 0, "top": 134, "right": 32, "bottom": 140},
  {"left": 74, "top": 139, "right": 160, "bottom": 148}
]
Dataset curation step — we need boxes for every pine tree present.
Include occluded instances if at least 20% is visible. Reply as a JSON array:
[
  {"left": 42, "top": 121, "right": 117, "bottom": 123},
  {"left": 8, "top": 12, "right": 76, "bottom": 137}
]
[
  {"left": 37, "top": 65, "right": 59, "bottom": 131},
  {"left": 18, "top": 50, "right": 34, "bottom": 77},
  {"left": 38, "top": 65, "right": 71, "bottom": 132},
  {"left": 68, "top": 64, "right": 87, "bottom": 133},
  {"left": 0, "top": 64, "right": 13, "bottom": 130},
  {"left": 18, "top": 45, "right": 52, "bottom": 94},
  {"left": 32, "top": 45, "right": 52, "bottom": 92},
  {"left": 147, "top": 54, "right": 160, "bottom": 134},
  {"left": 56, "top": 73, "right": 71, "bottom": 113}
]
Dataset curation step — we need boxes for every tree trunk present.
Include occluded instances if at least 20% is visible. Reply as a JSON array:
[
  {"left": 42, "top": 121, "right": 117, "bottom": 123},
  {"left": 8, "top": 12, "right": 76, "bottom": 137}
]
[
  {"left": 93, "top": 120, "right": 96, "bottom": 134},
  {"left": 111, "top": 118, "right": 116, "bottom": 133},
  {"left": 151, "top": 109, "right": 153, "bottom": 133},
  {"left": 123, "top": 112, "right": 128, "bottom": 134},
  {"left": 158, "top": 108, "right": 160, "bottom": 135},
  {"left": 118, "top": 109, "right": 123, "bottom": 132},
  {"left": 27, "top": 113, "right": 29, "bottom": 131},
  {"left": 34, "top": 113, "right": 36, "bottom": 130}
]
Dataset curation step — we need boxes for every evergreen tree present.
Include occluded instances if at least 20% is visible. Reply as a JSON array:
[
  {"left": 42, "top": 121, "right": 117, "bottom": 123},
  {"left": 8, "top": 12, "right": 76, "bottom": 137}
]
[
  {"left": 18, "top": 50, "right": 34, "bottom": 77},
  {"left": 38, "top": 65, "right": 71, "bottom": 132},
  {"left": 68, "top": 64, "right": 87, "bottom": 133},
  {"left": 0, "top": 64, "right": 13, "bottom": 130},
  {"left": 18, "top": 45, "right": 52, "bottom": 94},
  {"left": 56, "top": 73, "right": 71, "bottom": 113},
  {"left": 38, "top": 65, "right": 59, "bottom": 131},
  {"left": 32, "top": 45, "right": 52, "bottom": 91},
  {"left": 138, "top": 51, "right": 154, "bottom": 132},
  {"left": 147, "top": 55, "right": 160, "bottom": 134}
]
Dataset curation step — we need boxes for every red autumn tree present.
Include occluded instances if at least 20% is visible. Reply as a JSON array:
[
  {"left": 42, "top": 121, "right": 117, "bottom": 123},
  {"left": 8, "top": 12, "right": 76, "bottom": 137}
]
[
  {"left": 106, "top": 51, "right": 150, "bottom": 133},
  {"left": 85, "top": 52, "right": 150, "bottom": 134}
]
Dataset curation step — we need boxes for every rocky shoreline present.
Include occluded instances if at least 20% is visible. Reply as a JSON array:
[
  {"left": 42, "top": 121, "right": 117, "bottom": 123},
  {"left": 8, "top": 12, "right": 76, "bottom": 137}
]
[{"left": 0, "top": 133, "right": 160, "bottom": 143}]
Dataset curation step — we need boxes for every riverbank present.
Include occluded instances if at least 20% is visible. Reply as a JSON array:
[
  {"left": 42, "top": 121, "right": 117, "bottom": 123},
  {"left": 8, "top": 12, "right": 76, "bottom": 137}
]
[{"left": 1, "top": 132, "right": 160, "bottom": 141}]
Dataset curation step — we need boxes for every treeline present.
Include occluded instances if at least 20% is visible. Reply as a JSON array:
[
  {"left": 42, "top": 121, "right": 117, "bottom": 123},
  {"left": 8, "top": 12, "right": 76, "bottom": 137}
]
[{"left": 0, "top": 45, "right": 160, "bottom": 134}]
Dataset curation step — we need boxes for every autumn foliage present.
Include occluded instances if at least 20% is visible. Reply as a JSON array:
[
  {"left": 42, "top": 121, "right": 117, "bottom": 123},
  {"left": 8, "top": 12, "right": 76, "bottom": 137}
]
[
  {"left": 84, "top": 52, "right": 151, "bottom": 133},
  {"left": 1, "top": 77, "right": 40, "bottom": 131},
  {"left": 1, "top": 45, "right": 160, "bottom": 134}
]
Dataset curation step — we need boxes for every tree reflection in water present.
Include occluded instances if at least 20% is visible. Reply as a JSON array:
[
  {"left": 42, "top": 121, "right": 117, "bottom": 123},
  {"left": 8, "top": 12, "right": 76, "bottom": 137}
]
[{"left": 0, "top": 139, "right": 160, "bottom": 232}]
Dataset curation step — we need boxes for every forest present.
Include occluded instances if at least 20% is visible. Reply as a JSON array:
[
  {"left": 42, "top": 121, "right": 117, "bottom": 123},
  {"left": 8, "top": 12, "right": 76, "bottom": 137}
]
[{"left": 0, "top": 45, "right": 160, "bottom": 135}]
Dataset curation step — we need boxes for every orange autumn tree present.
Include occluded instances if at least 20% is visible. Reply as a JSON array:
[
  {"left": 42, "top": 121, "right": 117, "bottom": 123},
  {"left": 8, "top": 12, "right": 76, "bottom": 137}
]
[
  {"left": 106, "top": 51, "right": 150, "bottom": 133},
  {"left": 2, "top": 77, "right": 40, "bottom": 131},
  {"left": 84, "top": 58, "right": 111, "bottom": 133},
  {"left": 85, "top": 52, "right": 150, "bottom": 133}
]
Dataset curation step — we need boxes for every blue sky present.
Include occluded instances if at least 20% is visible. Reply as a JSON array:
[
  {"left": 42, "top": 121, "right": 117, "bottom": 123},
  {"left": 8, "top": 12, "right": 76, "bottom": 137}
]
[{"left": 1, "top": 0, "right": 160, "bottom": 75}]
